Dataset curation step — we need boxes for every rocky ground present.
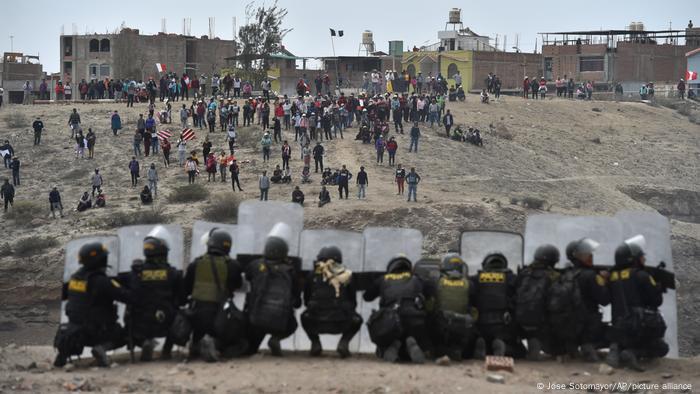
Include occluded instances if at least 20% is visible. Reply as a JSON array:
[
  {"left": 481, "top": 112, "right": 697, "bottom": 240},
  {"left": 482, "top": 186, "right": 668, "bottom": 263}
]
[{"left": 0, "top": 94, "right": 699, "bottom": 390}]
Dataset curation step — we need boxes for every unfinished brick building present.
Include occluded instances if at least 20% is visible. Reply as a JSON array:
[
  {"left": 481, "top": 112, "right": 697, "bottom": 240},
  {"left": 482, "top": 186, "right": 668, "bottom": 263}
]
[{"left": 60, "top": 28, "right": 236, "bottom": 83}]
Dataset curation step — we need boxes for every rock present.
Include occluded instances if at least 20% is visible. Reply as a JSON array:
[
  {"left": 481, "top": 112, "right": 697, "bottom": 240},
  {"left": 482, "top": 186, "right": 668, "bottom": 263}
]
[
  {"left": 661, "top": 372, "right": 674, "bottom": 379},
  {"left": 598, "top": 363, "right": 614, "bottom": 375},
  {"left": 592, "top": 107, "right": 602, "bottom": 112},
  {"left": 30, "top": 218, "right": 45, "bottom": 227},
  {"left": 436, "top": 356, "right": 450, "bottom": 366},
  {"left": 486, "top": 374, "right": 505, "bottom": 384},
  {"left": 64, "top": 363, "right": 75, "bottom": 372}
]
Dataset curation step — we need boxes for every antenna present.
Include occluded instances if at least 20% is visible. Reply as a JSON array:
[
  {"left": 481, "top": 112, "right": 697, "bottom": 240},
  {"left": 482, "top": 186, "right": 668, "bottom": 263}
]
[
  {"left": 61, "top": 25, "right": 65, "bottom": 36},
  {"left": 186, "top": 18, "right": 191, "bottom": 35},
  {"left": 182, "top": 18, "right": 186, "bottom": 35},
  {"left": 72, "top": 23, "right": 78, "bottom": 35},
  {"left": 209, "top": 17, "right": 215, "bottom": 38},
  {"left": 233, "top": 17, "right": 237, "bottom": 40},
  {"left": 503, "top": 35, "right": 507, "bottom": 52},
  {"left": 161, "top": 18, "right": 167, "bottom": 34},
  {"left": 9, "top": 35, "right": 14, "bottom": 52}
]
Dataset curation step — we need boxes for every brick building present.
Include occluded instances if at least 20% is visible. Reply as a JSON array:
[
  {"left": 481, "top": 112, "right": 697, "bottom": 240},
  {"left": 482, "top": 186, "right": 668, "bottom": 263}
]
[
  {"left": 0, "top": 52, "right": 44, "bottom": 103},
  {"left": 60, "top": 28, "right": 236, "bottom": 84}
]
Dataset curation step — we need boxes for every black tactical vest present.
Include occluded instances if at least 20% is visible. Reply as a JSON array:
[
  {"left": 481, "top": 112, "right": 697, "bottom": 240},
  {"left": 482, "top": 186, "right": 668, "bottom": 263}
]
[
  {"left": 380, "top": 271, "right": 422, "bottom": 309},
  {"left": 65, "top": 268, "right": 115, "bottom": 325}
]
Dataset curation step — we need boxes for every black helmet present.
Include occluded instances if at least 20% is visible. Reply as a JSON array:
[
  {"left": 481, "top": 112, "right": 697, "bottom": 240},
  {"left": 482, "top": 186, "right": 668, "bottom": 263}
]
[
  {"left": 317, "top": 246, "right": 342, "bottom": 263},
  {"left": 572, "top": 238, "right": 599, "bottom": 265},
  {"left": 482, "top": 253, "right": 508, "bottom": 270},
  {"left": 440, "top": 253, "right": 467, "bottom": 275},
  {"left": 386, "top": 255, "right": 412, "bottom": 273},
  {"left": 264, "top": 236, "right": 289, "bottom": 260},
  {"left": 79, "top": 242, "right": 108, "bottom": 269},
  {"left": 565, "top": 240, "right": 578, "bottom": 262},
  {"left": 144, "top": 237, "right": 169, "bottom": 258},
  {"left": 533, "top": 244, "right": 559, "bottom": 267},
  {"left": 207, "top": 228, "right": 232, "bottom": 255},
  {"left": 614, "top": 236, "right": 645, "bottom": 268}
]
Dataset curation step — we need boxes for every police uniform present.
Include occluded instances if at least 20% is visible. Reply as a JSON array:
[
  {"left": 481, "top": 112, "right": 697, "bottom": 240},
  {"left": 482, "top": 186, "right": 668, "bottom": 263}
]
[
  {"left": 54, "top": 243, "right": 130, "bottom": 367},
  {"left": 364, "top": 256, "right": 429, "bottom": 364},
  {"left": 301, "top": 247, "right": 362, "bottom": 358}
]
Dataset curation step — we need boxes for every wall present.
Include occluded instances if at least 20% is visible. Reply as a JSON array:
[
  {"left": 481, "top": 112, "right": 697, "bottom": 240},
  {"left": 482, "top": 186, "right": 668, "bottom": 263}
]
[
  {"left": 688, "top": 53, "right": 700, "bottom": 93},
  {"left": 401, "top": 51, "right": 473, "bottom": 91},
  {"left": 614, "top": 42, "right": 693, "bottom": 84},
  {"left": 471, "top": 51, "right": 542, "bottom": 90},
  {"left": 542, "top": 44, "right": 608, "bottom": 82}
]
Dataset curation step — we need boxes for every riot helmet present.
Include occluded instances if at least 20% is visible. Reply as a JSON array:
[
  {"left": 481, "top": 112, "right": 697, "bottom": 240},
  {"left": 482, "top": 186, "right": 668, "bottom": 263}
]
[
  {"left": 572, "top": 238, "right": 599, "bottom": 266},
  {"left": 440, "top": 253, "right": 467, "bottom": 276},
  {"left": 565, "top": 240, "right": 578, "bottom": 262},
  {"left": 533, "top": 244, "right": 560, "bottom": 267},
  {"left": 317, "top": 246, "right": 342, "bottom": 263},
  {"left": 614, "top": 235, "right": 646, "bottom": 268},
  {"left": 204, "top": 228, "right": 232, "bottom": 255},
  {"left": 264, "top": 222, "right": 291, "bottom": 260},
  {"left": 482, "top": 253, "right": 508, "bottom": 271},
  {"left": 386, "top": 255, "right": 412, "bottom": 273},
  {"left": 78, "top": 242, "right": 109, "bottom": 269}
]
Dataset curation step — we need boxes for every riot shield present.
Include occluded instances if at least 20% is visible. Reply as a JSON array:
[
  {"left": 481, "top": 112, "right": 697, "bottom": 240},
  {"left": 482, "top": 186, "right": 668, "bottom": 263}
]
[
  {"left": 116, "top": 225, "right": 184, "bottom": 273},
  {"left": 359, "top": 227, "right": 424, "bottom": 353},
  {"left": 190, "top": 221, "right": 239, "bottom": 260},
  {"left": 615, "top": 211, "right": 678, "bottom": 358},
  {"left": 524, "top": 215, "right": 623, "bottom": 268},
  {"left": 459, "top": 230, "right": 523, "bottom": 274},
  {"left": 61, "top": 236, "right": 120, "bottom": 324},
  {"left": 295, "top": 229, "right": 364, "bottom": 352},
  {"left": 237, "top": 200, "right": 304, "bottom": 257}
]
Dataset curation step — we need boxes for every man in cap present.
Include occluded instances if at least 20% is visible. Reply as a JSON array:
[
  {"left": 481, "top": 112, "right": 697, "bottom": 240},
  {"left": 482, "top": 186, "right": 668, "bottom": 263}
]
[
  {"left": 606, "top": 235, "right": 668, "bottom": 371},
  {"left": 244, "top": 223, "right": 302, "bottom": 356},
  {"left": 123, "top": 226, "right": 184, "bottom": 361},
  {"left": 53, "top": 242, "right": 130, "bottom": 367},
  {"left": 184, "top": 228, "right": 244, "bottom": 361},
  {"left": 301, "top": 246, "right": 362, "bottom": 358}
]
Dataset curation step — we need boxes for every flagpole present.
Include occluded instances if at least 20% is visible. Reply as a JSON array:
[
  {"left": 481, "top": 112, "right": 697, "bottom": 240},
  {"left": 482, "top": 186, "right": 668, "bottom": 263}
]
[{"left": 330, "top": 31, "right": 338, "bottom": 95}]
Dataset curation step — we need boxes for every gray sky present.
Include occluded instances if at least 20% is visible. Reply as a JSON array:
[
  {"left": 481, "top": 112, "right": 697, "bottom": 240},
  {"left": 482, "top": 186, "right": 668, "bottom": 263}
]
[{"left": 1, "top": 0, "right": 696, "bottom": 73}]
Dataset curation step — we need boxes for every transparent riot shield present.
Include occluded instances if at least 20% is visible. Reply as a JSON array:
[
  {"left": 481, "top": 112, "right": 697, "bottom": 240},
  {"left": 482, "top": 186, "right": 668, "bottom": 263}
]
[
  {"left": 295, "top": 229, "right": 364, "bottom": 352},
  {"left": 359, "top": 227, "right": 424, "bottom": 353},
  {"left": 61, "top": 236, "right": 120, "bottom": 324},
  {"left": 237, "top": 201, "right": 304, "bottom": 257},
  {"left": 524, "top": 214, "right": 623, "bottom": 268},
  {"left": 459, "top": 230, "right": 523, "bottom": 274},
  {"left": 615, "top": 211, "right": 678, "bottom": 358},
  {"left": 190, "top": 221, "right": 239, "bottom": 260}
]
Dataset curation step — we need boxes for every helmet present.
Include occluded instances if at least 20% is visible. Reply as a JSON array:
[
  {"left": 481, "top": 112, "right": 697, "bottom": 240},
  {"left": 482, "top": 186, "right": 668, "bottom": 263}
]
[
  {"left": 440, "top": 253, "right": 467, "bottom": 276},
  {"left": 386, "top": 255, "right": 412, "bottom": 273},
  {"left": 264, "top": 222, "right": 292, "bottom": 260},
  {"left": 614, "top": 235, "right": 645, "bottom": 268},
  {"left": 565, "top": 240, "right": 579, "bottom": 262},
  {"left": 482, "top": 253, "right": 508, "bottom": 271},
  {"left": 78, "top": 242, "right": 109, "bottom": 269},
  {"left": 205, "top": 228, "right": 232, "bottom": 255},
  {"left": 533, "top": 244, "right": 560, "bottom": 266},
  {"left": 572, "top": 238, "right": 599, "bottom": 265},
  {"left": 143, "top": 237, "right": 169, "bottom": 258},
  {"left": 317, "top": 246, "right": 342, "bottom": 263}
]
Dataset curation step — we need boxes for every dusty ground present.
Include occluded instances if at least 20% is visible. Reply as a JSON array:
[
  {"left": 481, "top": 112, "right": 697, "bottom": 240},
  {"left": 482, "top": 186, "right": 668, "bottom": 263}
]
[
  {"left": 0, "top": 95, "right": 699, "bottom": 389},
  {"left": 1, "top": 345, "right": 699, "bottom": 393}
]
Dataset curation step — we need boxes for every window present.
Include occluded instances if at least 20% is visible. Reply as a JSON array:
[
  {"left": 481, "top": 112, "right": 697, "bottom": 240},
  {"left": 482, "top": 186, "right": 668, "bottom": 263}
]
[
  {"left": 447, "top": 63, "right": 459, "bottom": 78},
  {"left": 100, "top": 39, "right": 110, "bottom": 52},
  {"left": 89, "top": 64, "right": 99, "bottom": 79},
  {"left": 580, "top": 56, "right": 604, "bottom": 72},
  {"left": 406, "top": 64, "right": 416, "bottom": 78},
  {"left": 544, "top": 57, "right": 553, "bottom": 80},
  {"left": 100, "top": 64, "right": 110, "bottom": 78},
  {"left": 63, "top": 37, "right": 73, "bottom": 56},
  {"left": 345, "top": 63, "right": 354, "bottom": 72},
  {"left": 89, "top": 39, "right": 99, "bottom": 52}
]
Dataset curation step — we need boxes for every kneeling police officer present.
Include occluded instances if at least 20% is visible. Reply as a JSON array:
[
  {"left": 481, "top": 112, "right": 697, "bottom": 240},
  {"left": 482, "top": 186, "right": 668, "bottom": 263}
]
[
  {"left": 54, "top": 242, "right": 130, "bottom": 367},
  {"left": 301, "top": 246, "right": 362, "bottom": 358}
]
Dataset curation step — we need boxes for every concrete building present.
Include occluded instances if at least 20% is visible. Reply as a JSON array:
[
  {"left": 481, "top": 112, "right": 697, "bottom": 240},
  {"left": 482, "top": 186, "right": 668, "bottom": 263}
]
[
  {"left": 60, "top": 27, "right": 236, "bottom": 84},
  {"left": 687, "top": 48, "right": 700, "bottom": 95},
  {"left": 0, "top": 52, "right": 44, "bottom": 103},
  {"left": 541, "top": 22, "right": 700, "bottom": 87}
]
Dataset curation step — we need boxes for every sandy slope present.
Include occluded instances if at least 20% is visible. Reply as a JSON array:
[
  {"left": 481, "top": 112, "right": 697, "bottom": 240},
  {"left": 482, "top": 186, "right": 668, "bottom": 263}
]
[{"left": 0, "top": 95, "right": 699, "bottom": 356}]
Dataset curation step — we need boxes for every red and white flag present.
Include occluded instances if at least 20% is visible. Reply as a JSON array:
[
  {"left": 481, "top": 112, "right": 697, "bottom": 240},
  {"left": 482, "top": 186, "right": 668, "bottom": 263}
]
[
  {"left": 184, "top": 76, "right": 191, "bottom": 88},
  {"left": 156, "top": 63, "right": 166, "bottom": 73},
  {"left": 227, "top": 155, "right": 236, "bottom": 166},
  {"left": 687, "top": 70, "right": 698, "bottom": 81},
  {"left": 181, "top": 128, "right": 196, "bottom": 141},
  {"left": 157, "top": 129, "right": 173, "bottom": 141}
]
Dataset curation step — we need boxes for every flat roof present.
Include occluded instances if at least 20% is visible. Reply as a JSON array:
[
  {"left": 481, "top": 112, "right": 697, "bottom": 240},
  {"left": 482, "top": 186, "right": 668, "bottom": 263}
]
[{"left": 539, "top": 29, "right": 686, "bottom": 35}]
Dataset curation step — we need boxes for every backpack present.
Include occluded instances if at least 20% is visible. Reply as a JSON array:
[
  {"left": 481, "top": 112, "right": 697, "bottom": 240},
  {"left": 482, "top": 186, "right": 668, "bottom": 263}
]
[
  {"left": 547, "top": 268, "right": 582, "bottom": 316},
  {"left": 248, "top": 262, "right": 295, "bottom": 334},
  {"left": 514, "top": 268, "right": 551, "bottom": 328}
]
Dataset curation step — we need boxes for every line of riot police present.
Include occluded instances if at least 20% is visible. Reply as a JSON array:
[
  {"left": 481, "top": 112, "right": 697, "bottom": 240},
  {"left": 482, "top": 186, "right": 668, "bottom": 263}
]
[{"left": 54, "top": 226, "right": 671, "bottom": 372}]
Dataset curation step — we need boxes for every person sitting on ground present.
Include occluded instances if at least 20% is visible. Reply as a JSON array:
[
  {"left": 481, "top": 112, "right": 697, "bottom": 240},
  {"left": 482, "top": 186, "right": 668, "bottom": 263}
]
[
  {"left": 271, "top": 165, "right": 283, "bottom": 183},
  {"left": 301, "top": 166, "right": 312, "bottom": 184},
  {"left": 292, "top": 186, "right": 305, "bottom": 205},
  {"left": 94, "top": 188, "right": 106, "bottom": 208},
  {"left": 321, "top": 168, "right": 333, "bottom": 185},
  {"left": 451, "top": 126, "right": 463, "bottom": 141},
  {"left": 281, "top": 167, "right": 292, "bottom": 183},
  {"left": 318, "top": 185, "right": 331, "bottom": 207},
  {"left": 140, "top": 186, "right": 153, "bottom": 205},
  {"left": 76, "top": 192, "right": 92, "bottom": 212},
  {"left": 480, "top": 89, "right": 490, "bottom": 104}
]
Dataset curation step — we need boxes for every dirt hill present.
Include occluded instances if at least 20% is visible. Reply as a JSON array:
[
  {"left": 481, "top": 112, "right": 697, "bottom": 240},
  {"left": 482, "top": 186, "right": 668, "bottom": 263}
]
[{"left": 0, "top": 95, "right": 699, "bottom": 361}]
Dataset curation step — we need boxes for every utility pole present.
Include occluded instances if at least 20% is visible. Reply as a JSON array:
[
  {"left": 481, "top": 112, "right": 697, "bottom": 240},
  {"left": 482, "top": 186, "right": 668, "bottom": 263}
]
[{"left": 9, "top": 35, "right": 14, "bottom": 52}]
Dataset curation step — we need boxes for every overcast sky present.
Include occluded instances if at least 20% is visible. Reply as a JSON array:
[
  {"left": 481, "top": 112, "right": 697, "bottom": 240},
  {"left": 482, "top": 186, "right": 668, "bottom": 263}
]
[{"left": 1, "top": 0, "right": 696, "bottom": 73}]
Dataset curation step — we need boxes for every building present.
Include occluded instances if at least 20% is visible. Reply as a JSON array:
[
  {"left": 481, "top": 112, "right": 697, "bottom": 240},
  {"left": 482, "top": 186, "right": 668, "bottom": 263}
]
[
  {"left": 60, "top": 28, "right": 236, "bottom": 84},
  {"left": 0, "top": 52, "right": 44, "bottom": 103},
  {"left": 540, "top": 22, "right": 700, "bottom": 87},
  {"left": 687, "top": 48, "right": 700, "bottom": 95}
]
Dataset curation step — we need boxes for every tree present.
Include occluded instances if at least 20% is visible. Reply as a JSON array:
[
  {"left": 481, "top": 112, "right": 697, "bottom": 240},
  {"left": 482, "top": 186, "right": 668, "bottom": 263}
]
[{"left": 237, "top": 1, "right": 291, "bottom": 73}]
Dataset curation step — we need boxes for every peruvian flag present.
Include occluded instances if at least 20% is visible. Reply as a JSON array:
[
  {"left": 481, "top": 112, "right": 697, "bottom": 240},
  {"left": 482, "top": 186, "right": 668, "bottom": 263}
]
[
  {"left": 687, "top": 70, "right": 698, "bottom": 81},
  {"left": 184, "top": 76, "right": 191, "bottom": 88},
  {"left": 156, "top": 63, "right": 166, "bottom": 73}
]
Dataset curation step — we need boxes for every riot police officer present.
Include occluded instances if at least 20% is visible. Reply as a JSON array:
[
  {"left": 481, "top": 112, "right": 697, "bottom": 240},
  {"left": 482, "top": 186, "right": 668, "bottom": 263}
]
[
  {"left": 426, "top": 253, "right": 476, "bottom": 361},
  {"left": 244, "top": 223, "right": 302, "bottom": 356},
  {"left": 563, "top": 238, "right": 610, "bottom": 362},
  {"left": 515, "top": 244, "right": 560, "bottom": 360},
  {"left": 184, "top": 228, "right": 244, "bottom": 361},
  {"left": 301, "top": 246, "right": 362, "bottom": 358},
  {"left": 125, "top": 226, "right": 184, "bottom": 361},
  {"left": 472, "top": 253, "right": 521, "bottom": 359},
  {"left": 54, "top": 242, "right": 130, "bottom": 367},
  {"left": 364, "top": 255, "right": 430, "bottom": 364},
  {"left": 606, "top": 236, "right": 668, "bottom": 371}
]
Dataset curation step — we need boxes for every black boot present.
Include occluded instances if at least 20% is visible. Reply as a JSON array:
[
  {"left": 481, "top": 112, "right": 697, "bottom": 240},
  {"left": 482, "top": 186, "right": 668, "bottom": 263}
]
[
  {"left": 406, "top": 336, "right": 425, "bottom": 364},
  {"left": 606, "top": 343, "right": 620, "bottom": 368},
  {"left": 309, "top": 337, "right": 322, "bottom": 357},
  {"left": 580, "top": 343, "right": 599, "bottom": 362},
  {"left": 473, "top": 337, "right": 486, "bottom": 360},
  {"left": 140, "top": 338, "right": 156, "bottom": 362},
  {"left": 161, "top": 338, "right": 173, "bottom": 360},
  {"left": 526, "top": 338, "right": 544, "bottom": 361},
  {"left": 620, "top": 350, "right": 644, "bottom": 372},
  {"left": 91, "top": 345, "right": 110, "bottom": 367},
  {"left": 337, "top": 337, "right": 351, "bottom": 359},
  {"left": 492, "top": 339, "right": 506, "bottom": 357},
  {"left": 268, "top": 336, "right": 282, "bottom": 357},
  {"left": 53, "top": 352, "right": 68, "bottom": 368},
  {"left": 200, "top": 335, "right": 219, "bottom": 362},
  {"left": 382, "top": 340, "right": 401, "bottom": 363}
]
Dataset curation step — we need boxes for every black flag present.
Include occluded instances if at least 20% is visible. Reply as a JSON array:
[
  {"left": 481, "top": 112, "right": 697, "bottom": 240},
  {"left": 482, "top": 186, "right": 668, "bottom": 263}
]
[
  {"left": 338, "top": 30, "right": 344, "bottom": 37},
  {"left": 330, "top": 28, "right": 336, "bottom": 37}
]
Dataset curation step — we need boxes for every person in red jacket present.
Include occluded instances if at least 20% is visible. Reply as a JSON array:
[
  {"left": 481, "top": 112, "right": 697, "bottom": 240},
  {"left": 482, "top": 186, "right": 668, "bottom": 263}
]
[
  {"left": 275, "top": 102, "right": 285, "bottom": 123},
  {"left": 523, "top": 77, "right": 530, "bottom": 99},
  {"left": 386, "top": 137, "right": 398, "bottom": 166},
  {"left": 395, "top": 164, "right": 406, "bottom": 195},
  {"left": 206, "top": 153, "right": 217, "bottom": 182}
]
